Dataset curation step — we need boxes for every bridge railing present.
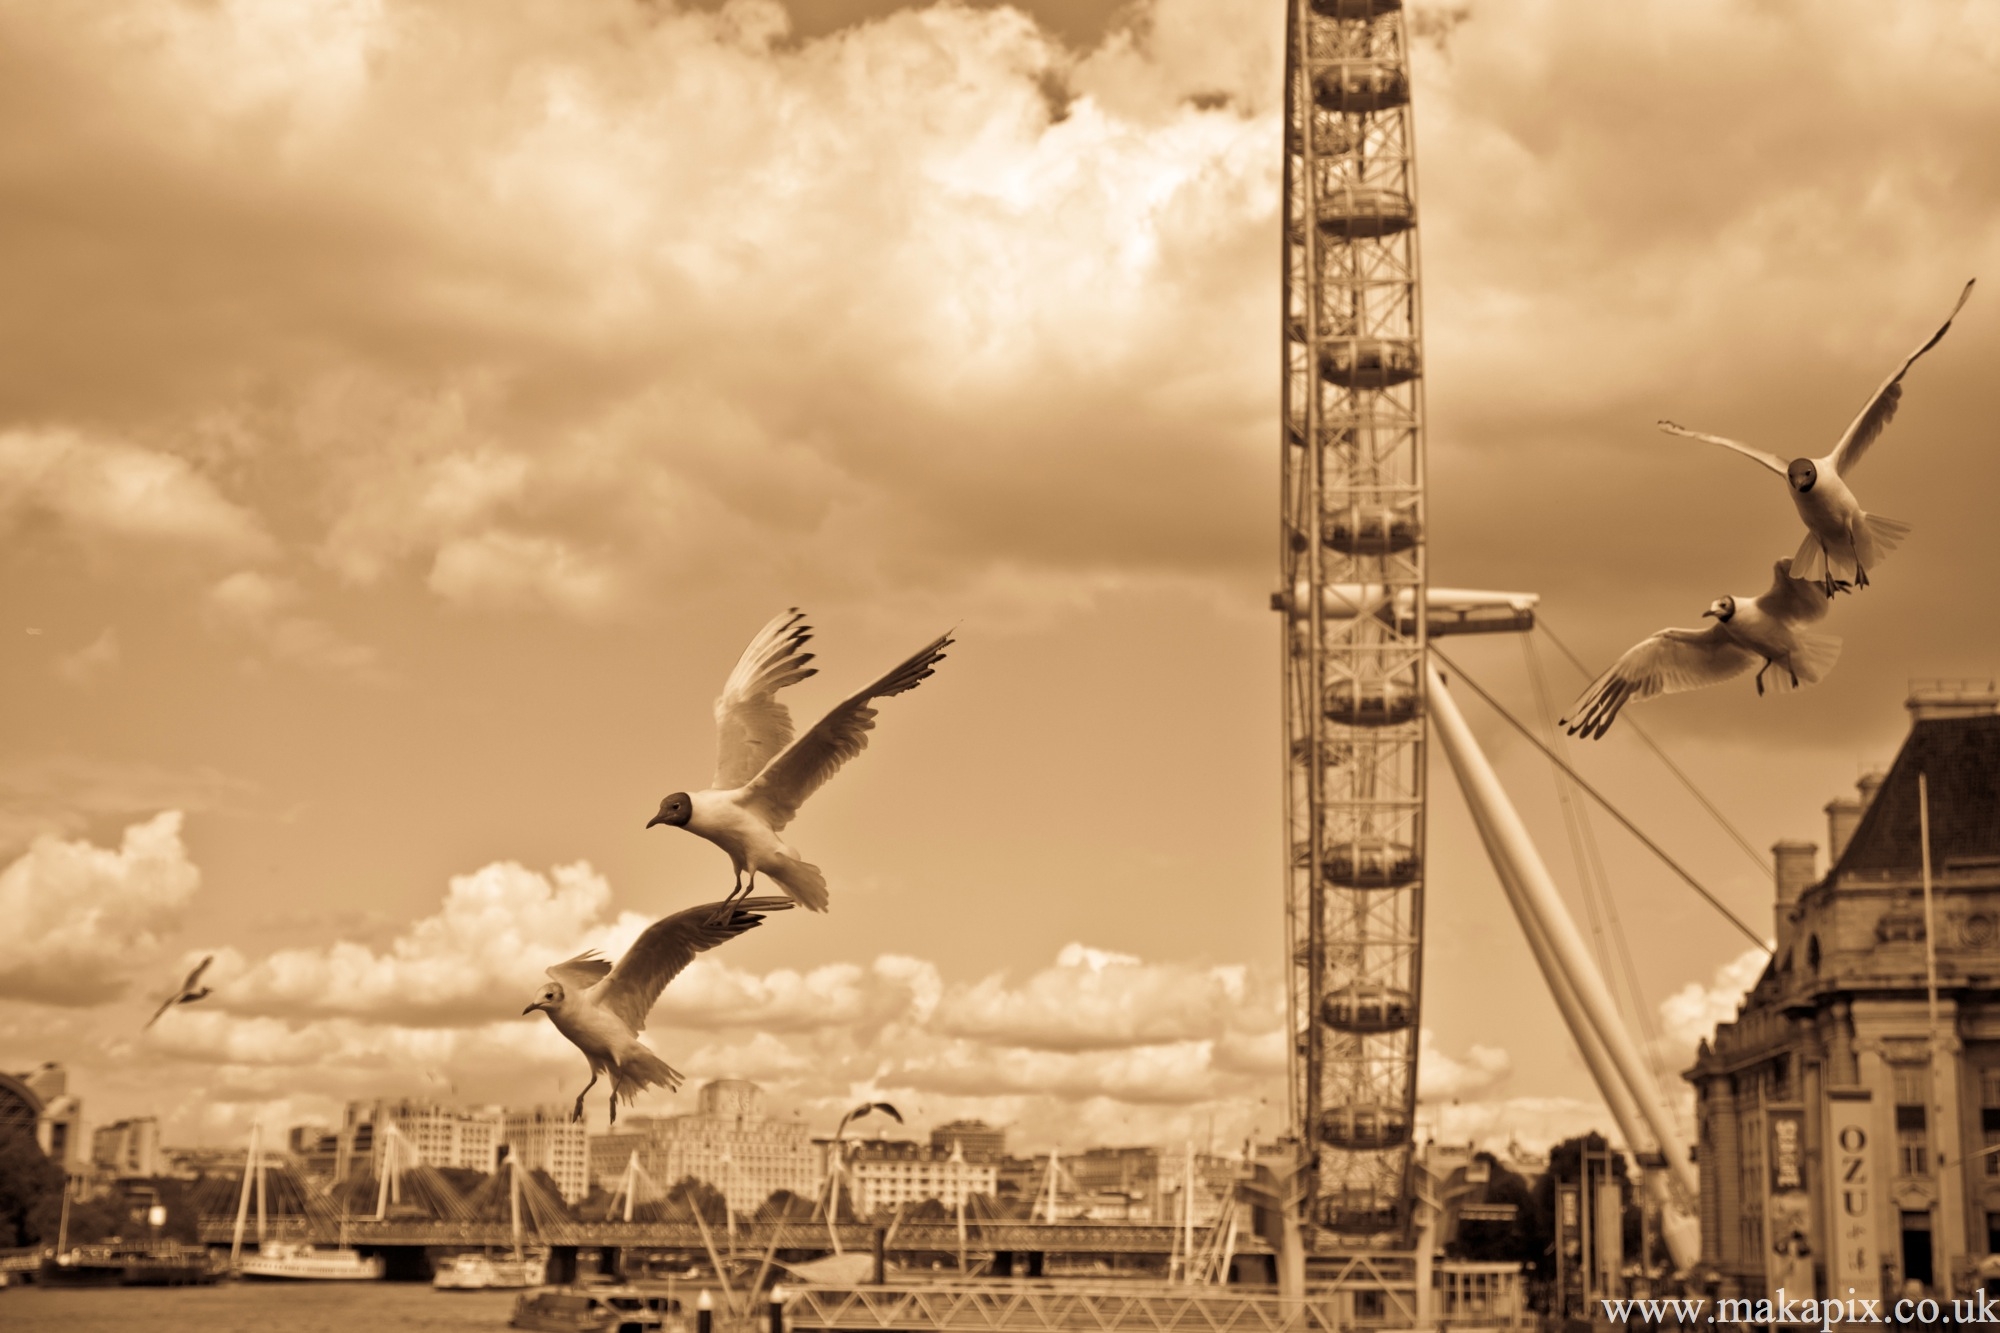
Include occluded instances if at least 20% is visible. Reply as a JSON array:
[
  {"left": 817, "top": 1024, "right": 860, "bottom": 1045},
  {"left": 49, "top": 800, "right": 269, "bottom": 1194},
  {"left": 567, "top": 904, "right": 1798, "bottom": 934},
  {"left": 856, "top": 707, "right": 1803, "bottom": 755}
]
[
  {"left": 192, "top": 1218, "right": 1272, "bottom": 1256},
  {"left": 782, "top": 1281, "right": 1346, "bottom": 1333}
]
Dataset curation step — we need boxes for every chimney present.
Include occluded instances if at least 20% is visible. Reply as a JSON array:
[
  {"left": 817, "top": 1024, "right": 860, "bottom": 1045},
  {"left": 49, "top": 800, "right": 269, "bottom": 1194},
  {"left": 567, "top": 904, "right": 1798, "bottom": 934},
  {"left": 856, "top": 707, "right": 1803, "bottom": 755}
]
[
  {"left": 1772, "top": 841, "right": 1818, "bottom": 937},
  {"left": 1827, "top": 769, "right": 1890, "bottom": 865},
  {"left": 1907, "top": 679, "right": 2000, "bottom": 722},
  {"left": 1825, "top": 796, "right": 1864, "bottom": 865}
]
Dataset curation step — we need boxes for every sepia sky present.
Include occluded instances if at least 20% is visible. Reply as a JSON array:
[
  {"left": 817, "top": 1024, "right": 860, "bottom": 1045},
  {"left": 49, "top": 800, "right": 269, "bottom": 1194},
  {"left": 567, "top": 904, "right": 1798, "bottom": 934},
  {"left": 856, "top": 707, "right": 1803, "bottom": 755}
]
[{"left": 3, "top": 0, "right": 1997, "bottom": 1159}]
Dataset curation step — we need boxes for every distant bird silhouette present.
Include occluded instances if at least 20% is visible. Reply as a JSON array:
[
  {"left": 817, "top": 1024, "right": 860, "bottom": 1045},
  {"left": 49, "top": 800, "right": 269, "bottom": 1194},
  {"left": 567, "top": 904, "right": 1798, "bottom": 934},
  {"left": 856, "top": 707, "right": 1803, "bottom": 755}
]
[
  {"left": 1562, "top": 557, "right": 1838, "bottom": 739},
  {"left": 837, "top": 1101, "right": 903, "bottom": 1134},
  {"left": 1659, "top": 278, "right": 1974, "bottom": 596},
  {"left": 523, "top": 897, "right": 793, "bottom": 1124},
  {"left": 648, "top": 610, "right": 952, "bottom": 912},
  {"left": 143, "top": 956, "right": 214, "bottom": 1030}
]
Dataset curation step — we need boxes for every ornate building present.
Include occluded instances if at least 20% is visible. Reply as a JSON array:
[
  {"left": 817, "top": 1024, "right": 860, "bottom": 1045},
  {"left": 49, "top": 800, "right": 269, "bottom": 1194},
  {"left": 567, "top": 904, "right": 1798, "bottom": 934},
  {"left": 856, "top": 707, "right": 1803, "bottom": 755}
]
[
  {"left": 91, "top": 1116, "right": 161, "bottom": 1177},
  {"left": 337, "top": 1098, "right": 504, "bottom": 1179},
  {"left": 843, "top": 1138, "right": 998, "bottom": 1215},
  {"left": 1687, "top": 683, "right": 2000, "bottom": 1300},
  {"left": 1, "top": 1062, "right": 82, "bottom": 1166},
  {"left": 588, "top": 1080, "right": 816, "bottom": 1214},
  {"left": 504, "top": 1105, "right": 590, "bottom": 1203}
]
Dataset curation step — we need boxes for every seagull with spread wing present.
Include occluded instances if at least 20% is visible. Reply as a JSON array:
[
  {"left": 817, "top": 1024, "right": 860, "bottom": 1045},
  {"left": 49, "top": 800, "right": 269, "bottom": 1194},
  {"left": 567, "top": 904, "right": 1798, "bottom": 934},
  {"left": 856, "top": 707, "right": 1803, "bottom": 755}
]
[
  {"left": 143, "top": 955, "right": 214, "bottom": 1031},
  {"left": 523, "top": 897, "right": 793, "bottom": 1124},
  {"left": 1562, "top": 557, "right": 1839, "bottom": 740},
  {"left": 646, "top": 609, "right": 952, "bottom": 913},
  {"left": 1659, "top": 278, "right": 1974, "bottom": 597}
]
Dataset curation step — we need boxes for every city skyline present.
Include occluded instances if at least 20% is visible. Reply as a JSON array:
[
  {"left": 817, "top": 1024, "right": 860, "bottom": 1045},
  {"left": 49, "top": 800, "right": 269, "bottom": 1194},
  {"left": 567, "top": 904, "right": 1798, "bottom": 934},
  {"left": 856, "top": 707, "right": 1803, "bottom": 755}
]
[{"left": 4, "top": 0, "right": 1999, "bottom": 1163}]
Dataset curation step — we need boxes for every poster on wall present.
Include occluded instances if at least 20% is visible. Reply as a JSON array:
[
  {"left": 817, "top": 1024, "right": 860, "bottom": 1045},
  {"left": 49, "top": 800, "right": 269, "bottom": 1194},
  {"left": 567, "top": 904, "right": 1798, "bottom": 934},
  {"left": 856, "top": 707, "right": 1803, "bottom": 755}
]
[
  {"left": 1765, "top": 1106, "right": 1815, "bottom": 1296},
  {"left": 1826, "top": 1090, "right": 1880, "bottom": 1303}
]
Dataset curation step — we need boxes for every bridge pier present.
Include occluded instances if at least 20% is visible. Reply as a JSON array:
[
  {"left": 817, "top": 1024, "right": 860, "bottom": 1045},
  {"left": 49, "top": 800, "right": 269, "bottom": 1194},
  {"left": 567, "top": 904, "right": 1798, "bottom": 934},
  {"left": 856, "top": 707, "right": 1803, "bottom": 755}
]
[
  {"left": 598, "top": 1246, "right": 622, "bottom": 1279},
  {"left": 548, "top": 1246, "right": 579, "bottom": 1285},
  {"left": 990, "top": 1250, "right": 1045, "bottom": 1279},
  {"left": 377, "top": 1246, "right": 433, "bottom": 1282}
]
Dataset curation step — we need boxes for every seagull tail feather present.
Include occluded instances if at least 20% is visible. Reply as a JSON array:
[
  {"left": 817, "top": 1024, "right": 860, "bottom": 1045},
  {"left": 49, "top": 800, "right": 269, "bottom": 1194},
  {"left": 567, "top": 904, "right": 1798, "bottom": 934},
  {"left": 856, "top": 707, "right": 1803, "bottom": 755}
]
[
  {"left": 767, "top": 857, "right": 829, "bottom": 913},
  {"left": 1856, "top": 512, "right": 1912, "bottom": 570},
  {"left": 616, "top": 1049, "right": 683, "bottom": 1103},
  {"left": 1771, "top": 633, "right": 1842, "bottom": 695},
  {"left": 1788, "top": 531, "right": 1827, "bottom": 584}
]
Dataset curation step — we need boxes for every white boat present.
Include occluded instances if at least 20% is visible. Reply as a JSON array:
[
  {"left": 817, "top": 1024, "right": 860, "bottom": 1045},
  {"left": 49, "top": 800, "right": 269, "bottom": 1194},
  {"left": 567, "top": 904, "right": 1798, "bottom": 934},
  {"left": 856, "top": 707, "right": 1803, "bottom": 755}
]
[
  {"left": 434, "top": 1250, "right": 548, "bottom": 1290},
  {"left": 237, "top": 1240, "right": 385, "bottom": 1281}
]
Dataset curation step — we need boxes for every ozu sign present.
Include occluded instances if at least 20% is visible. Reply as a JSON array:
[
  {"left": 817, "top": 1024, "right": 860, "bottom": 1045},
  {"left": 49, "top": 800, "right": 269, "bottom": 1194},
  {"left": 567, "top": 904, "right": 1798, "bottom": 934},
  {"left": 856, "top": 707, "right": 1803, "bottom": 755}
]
[{"left": 1827, "top": 1090, "right": 1879, "bottom": 1302}]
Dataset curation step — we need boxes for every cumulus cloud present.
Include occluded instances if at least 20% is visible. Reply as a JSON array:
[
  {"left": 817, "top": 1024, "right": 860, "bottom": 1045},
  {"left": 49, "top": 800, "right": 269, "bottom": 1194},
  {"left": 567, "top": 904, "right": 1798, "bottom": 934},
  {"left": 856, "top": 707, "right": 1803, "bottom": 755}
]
[
  {"left": 0, "top": 811, "right": 203, "bottom": 1005},
  {"left": 933, "top": 942, "right": 1272, "bottom": 1051},
  {"left": 52, "top": 627, "right": 120, "bottom": 685},
  {"left": 0, "top": 428, "right": 272, "bottom": 565},
  {"left": 1416, "top": 1027, "right": 1511, "bottom": 1102},
  {"left": 1656, "top": 946, "right": 1770, "bottom": 1065},
  {"left": 0, "top": 0, "right": 1284, "bottom": 623},
  {"left": 203, "top": 570, "right": 386, "bottom": 682}
]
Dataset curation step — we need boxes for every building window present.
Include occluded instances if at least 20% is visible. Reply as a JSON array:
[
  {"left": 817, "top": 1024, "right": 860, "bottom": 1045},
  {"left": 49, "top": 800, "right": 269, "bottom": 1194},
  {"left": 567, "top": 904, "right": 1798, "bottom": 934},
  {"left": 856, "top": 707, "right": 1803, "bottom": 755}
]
[{"left": 1893, "top": 1064, "right": 1930, "bottom": 1176}]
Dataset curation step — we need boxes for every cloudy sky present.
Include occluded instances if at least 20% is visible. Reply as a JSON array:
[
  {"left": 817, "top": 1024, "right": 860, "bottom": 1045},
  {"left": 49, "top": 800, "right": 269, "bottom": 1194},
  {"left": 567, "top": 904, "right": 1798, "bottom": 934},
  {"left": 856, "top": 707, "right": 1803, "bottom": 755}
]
[{"left": 2, "top": 0, "right": 1995, "bottom": 1161}]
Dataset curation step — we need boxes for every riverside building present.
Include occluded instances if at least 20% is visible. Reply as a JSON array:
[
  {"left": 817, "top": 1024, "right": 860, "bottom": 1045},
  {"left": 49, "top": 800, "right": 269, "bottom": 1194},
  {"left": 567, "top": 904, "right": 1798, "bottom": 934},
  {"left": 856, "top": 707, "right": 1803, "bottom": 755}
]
[{"left": 1687, "top": 682, "right": 2000, "bottom": 1300}]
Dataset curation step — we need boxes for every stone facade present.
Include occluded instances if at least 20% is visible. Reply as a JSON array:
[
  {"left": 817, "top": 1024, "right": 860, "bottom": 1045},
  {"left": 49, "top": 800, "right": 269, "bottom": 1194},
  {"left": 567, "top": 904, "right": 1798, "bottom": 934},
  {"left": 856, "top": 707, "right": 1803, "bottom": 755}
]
[{"left": 1687, "top": 684, "right": 2000, "bottom": 1300}]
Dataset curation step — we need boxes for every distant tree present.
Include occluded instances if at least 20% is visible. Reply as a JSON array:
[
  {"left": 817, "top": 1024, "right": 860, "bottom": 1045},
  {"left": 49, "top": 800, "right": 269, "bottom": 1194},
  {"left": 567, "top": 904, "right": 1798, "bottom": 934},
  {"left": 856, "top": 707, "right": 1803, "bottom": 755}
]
[
  {"left": 664, "top": 1175, "right": 728, "bottom": 1223},
  {"left": 905, "top": 1198, "right": 949, "bottom": 1222},
  {"left": 757, "top": 1189, "right": 813, "bottom": 1222},
  {"left": 435, "top": 1166, "right": 489, "bottom": 1198},
  {"left": 0, "top": 1126, "right": 64, "bottom": 1246},
  {"left": 1445, "top": 1153, "right": 1536, "bottom": 1267},
  {"left": 1526, "top": 1132, "right": 1636, "bottom": 1286}
]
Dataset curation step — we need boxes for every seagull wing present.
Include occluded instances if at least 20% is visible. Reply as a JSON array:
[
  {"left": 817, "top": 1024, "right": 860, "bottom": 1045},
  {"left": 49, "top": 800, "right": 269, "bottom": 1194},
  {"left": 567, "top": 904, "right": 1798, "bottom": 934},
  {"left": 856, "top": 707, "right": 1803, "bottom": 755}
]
[
  {"left": 548, "top": 952, "right": 613, "bottom": 989},
  {"left": 592, "top": 897, "right": 795, "bottom": 1033},
  {"left": 1657, "top": 420, "right": 1789, "bottom": 476},
  {"left": 1753, "top": 556, "right": 1831, "bottom": 626},
  {"left": 712, "top": 609, "right": 818, "bottom": 791},
  {"left": 1561, "top": 625, "right": 1758, "bottom": 740},
  {"left": 182, "top": 955, "right": 214, "bottom": 991},
  {"left": 1829, "top": 278, "right": 1975, "bottom": 476},
  {"left": 740, "top": 631, "right": 953, "bottom": 831},
  {"left": 142, "top": 991, "right": 180, "bottom": 1031}
]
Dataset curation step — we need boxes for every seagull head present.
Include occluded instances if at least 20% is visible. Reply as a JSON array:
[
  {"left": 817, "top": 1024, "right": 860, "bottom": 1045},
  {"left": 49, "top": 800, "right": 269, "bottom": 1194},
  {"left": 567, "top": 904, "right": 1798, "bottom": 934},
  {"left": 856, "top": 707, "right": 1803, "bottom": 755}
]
[
  {"left": 1703, "top": 596, "right": 1737, "bottom": 622},
  {"left": 647, "top": 792, "right": 693, "bottom": 830},
  {"left": 1787, "top": 458, "right": 1817, "bottom": 492},
  {"left": 523, "top": 981, "right": 565, "bottom": 1016}
]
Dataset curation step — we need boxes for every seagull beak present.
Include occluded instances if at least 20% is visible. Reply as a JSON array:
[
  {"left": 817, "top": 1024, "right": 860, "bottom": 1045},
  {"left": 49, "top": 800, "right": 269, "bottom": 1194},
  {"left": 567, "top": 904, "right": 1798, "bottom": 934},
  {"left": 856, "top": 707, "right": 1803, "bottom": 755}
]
[
  {"left": 522, "top": 1003, "right": 539, "bottom": 1015},
  {"left": 645, "top": 814, "right": 667, "bottom": 829},
  {"left": 1701, "top": 609, "right": 1716, "bottom": 618}
]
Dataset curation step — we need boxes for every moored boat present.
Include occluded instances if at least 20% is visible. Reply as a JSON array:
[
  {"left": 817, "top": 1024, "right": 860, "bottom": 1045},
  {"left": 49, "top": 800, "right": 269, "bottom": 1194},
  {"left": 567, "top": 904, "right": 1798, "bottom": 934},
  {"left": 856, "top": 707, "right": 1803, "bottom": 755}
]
[
  {"left": 510, "top": 1283, "right": 672, "bottom": 1332},
  {"left": 41, "top": 1243, "right": 218, "bottom": 1287},
  {"left": 237, "top": 1240, "right": 384, "bottom": 1281},
  {"left": 434, "top": 1249, "right": 548, "bottom": 1290}
]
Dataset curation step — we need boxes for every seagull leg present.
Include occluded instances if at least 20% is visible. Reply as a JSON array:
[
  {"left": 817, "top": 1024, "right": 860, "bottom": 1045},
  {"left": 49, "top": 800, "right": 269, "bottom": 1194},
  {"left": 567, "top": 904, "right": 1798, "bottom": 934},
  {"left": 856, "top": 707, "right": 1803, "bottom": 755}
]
[
  {"left": 1755, "top": 661, "right": 1769, "bottom": 696},
  {"left": 571, "top": 1068, "right": 600, "bottom": 1123}
]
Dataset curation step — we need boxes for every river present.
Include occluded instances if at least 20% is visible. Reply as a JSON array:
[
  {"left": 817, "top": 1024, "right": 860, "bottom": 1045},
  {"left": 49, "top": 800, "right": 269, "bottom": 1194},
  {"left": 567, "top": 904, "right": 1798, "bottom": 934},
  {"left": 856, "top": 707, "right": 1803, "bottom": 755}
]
[{"left": 0, "top": 1282, "right": 523, "bottom": 1332}]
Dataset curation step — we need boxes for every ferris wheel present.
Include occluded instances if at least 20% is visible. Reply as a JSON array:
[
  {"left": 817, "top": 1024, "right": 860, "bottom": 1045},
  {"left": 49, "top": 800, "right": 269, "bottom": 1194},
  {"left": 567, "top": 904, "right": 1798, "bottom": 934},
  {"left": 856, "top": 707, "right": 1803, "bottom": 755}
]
[
  {"left": 1275, "top": 0, "right": 1705, "bottom": 1264},
  {"left": 1277, "top": 0, "right": 1434, "bottom": 1242}
]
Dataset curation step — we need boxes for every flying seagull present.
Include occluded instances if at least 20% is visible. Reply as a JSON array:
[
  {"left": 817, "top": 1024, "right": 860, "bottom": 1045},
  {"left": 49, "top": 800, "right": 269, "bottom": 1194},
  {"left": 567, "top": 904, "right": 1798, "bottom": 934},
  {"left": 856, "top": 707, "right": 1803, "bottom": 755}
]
[
  {"left": 1659, "top": 278, "right": 1975, "bottom": 597},
  {"left": 837, "top": 1101, "right": 903, "bottom": 1135},
  {"left": 143, "top": 955, "right": 214, "bottom": 1030},
  {"left": 523, "top": 897, "right": 794, "bottom": 1124},
  {"left": 1561, "top": 557, "right": 1838, "bottom": 740},
  {"left": 647, "top": 610, "right": 952, "bottom": 912}
]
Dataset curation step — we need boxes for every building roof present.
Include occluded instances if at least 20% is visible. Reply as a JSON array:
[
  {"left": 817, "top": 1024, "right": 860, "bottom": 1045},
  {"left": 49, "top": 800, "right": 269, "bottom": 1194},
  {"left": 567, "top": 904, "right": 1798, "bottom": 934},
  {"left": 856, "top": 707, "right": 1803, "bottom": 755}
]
[{"left": 1835, "top": 714, "right": 2000, "bottom": 875}]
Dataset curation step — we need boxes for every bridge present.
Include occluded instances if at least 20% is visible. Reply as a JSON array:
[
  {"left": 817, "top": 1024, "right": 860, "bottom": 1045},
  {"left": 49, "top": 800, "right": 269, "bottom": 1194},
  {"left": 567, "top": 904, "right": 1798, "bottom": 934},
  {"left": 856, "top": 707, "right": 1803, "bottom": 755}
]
[{"left": 194, "top": 1217, "right": 1273, "bottom": 1259}]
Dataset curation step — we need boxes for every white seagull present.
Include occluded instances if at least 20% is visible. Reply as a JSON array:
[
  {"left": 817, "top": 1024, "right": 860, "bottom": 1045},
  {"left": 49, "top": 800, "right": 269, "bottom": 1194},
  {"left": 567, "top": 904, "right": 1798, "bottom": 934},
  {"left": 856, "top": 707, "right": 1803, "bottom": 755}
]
[
  {"left": 523, "top": 896, "right": 793, "bottom": 1124},
  {"left": 143, "top": 955, "right": 214, "bottom": 1030},
  {"left": 1659, "top": 278, "right": 1974, "bottom": 597},
  {"left": 1562, "top": 557, "right": 1839, "bottom": 740},
  {"left": 646, "top": 610, "right": 952, "bottom": 912}
]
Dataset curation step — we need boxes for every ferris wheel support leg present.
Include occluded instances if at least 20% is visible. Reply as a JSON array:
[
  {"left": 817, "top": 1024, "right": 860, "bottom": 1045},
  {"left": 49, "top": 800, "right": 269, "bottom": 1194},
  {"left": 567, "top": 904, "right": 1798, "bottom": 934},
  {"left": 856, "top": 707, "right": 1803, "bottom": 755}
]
[{"left": 1425, "top": 660, "right": 1702, "bottom": 1272}]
